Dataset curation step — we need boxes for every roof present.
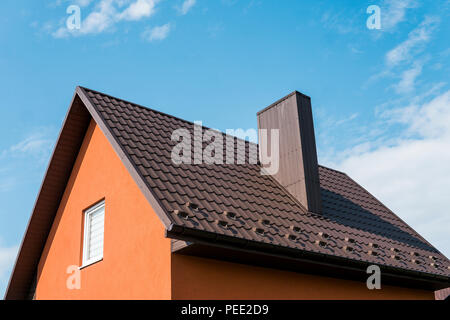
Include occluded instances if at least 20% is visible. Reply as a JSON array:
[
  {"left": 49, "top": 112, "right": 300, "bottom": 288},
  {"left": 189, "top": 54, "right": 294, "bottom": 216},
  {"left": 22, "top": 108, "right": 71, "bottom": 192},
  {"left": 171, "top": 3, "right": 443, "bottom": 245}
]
[{"left": 6, "top": 87, "right": 450, "bottom": 299}]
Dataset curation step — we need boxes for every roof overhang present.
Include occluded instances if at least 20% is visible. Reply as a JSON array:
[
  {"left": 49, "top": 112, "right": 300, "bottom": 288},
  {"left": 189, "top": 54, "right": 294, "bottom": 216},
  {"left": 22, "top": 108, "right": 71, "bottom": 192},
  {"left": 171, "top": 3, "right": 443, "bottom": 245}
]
[{"left": 168, "top": 225, "right": 450, "bottom": 291}]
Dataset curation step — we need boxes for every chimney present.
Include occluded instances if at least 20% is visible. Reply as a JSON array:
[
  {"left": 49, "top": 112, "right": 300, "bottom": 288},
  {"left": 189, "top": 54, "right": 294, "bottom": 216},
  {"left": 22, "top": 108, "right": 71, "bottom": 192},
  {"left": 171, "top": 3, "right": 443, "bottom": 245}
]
[{"left": 257, "top": 91, "right": 322, "bottom": 214}]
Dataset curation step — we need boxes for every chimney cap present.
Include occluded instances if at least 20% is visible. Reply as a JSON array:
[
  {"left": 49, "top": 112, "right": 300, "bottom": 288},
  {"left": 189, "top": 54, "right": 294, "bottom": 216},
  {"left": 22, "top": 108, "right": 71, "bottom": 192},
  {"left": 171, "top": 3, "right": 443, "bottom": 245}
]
[{"left": 256, "top": 91, "right": 311, "bottom": 116}]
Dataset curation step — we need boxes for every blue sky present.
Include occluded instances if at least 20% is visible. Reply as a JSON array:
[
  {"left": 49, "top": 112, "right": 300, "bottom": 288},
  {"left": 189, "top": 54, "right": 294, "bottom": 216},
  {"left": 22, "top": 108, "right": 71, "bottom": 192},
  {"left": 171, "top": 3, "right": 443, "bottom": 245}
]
[{"left": 1, "top": 0, "right": 449, "bottom": 296}]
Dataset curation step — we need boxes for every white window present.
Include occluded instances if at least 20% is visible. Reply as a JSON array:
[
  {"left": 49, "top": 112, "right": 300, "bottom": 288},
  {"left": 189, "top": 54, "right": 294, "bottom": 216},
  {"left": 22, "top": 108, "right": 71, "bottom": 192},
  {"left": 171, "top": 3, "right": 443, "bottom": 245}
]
[{"left": 82, "top": 201, "right": 105, "bottom": 267}]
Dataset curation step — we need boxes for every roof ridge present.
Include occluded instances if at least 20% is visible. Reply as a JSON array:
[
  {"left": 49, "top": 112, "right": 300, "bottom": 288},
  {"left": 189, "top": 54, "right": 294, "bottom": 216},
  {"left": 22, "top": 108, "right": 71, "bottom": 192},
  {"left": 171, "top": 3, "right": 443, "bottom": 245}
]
[{"left": 78, "top": 86, "right": 259, "bottom": 147}]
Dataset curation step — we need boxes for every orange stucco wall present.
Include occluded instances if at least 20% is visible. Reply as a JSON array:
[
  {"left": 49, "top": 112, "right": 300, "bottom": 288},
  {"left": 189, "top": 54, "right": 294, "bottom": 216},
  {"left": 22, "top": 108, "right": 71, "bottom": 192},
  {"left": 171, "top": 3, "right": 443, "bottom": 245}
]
[
  {"left": 35, "top": 119, "right": 172, "bottom": 299},
  {"left": 34, "top": 118, "right": 434, "bottom": 300},
  {"left": 171, "top": 255, "right": 434, "bottom": 300}
]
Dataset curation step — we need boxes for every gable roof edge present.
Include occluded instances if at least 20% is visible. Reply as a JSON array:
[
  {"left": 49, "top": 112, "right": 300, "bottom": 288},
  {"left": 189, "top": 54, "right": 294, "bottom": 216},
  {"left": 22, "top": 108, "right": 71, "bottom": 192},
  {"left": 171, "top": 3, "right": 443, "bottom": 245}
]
[
  {"left": 5, "top": 91, "right": 90, "bottom": 299},
  {"left": 75, "top": 87, "right": 173, "bottom": 229},
  {"left": 5, "top": 87, "right": 173, "bottom": 299}
]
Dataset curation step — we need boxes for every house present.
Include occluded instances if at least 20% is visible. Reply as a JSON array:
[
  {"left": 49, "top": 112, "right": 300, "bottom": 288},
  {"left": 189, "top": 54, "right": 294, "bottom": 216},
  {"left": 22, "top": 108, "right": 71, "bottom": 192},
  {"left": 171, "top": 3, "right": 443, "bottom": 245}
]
[{"left": 5, "top": 87, "right": 450, "bottom": 300}]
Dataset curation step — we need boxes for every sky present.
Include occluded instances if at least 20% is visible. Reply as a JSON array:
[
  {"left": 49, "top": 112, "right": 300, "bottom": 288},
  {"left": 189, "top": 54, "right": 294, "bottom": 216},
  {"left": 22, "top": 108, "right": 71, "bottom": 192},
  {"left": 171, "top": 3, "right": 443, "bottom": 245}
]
[{"left": 0, "top": 0, "right": 449, "bottom": 296}]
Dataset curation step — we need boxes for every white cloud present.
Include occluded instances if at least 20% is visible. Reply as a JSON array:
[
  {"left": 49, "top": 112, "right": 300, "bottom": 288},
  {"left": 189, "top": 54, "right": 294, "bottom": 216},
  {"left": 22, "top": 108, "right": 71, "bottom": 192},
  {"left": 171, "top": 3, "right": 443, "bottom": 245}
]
[
  {"left": 177, "top": 0, "right": 196, "bottom": 15},
  {"left": 0, "top": 131, "right": 54, "bottom": 193},
  {"left": 394, "top": 61, "right": 423, "bottom": 93},
  {"left": 81, "top": 0, "right": 118, "bottom": 34},
  {"left": 52, "top": 0, "right": 161, "bottom": 37},
  {"left": 0, "top": 131, "right": 54, "bottom": 194},
  {"left": 386, "top": 16, "right": 439, "bottom": 67},
  {"left": 381, "top": 0, "right": 417, "bottom": 30},
  {"left": 328, "top": 91, "right": 450, "bottom": 257},
  {"left": 52, "top": 27, "right": 69, "bottom": 38},
  {"left": 365, "top": 17, "right": 440, "bottom": 93},
  {"left": 1, "top": 132, "right": 54, "bottom": 161},
  {"left": 142, "top": 23, "right": 171, "bottom": 41},
  {"left": 11, "top": 136, "right": 52, "bottom": 155},
  {"left": 335, "top": 113, "right": 359, "bottom": 126},
  {"left": 118, "top": 0, "right": 158, "bottom": 21},
  {"left": 319, "top": 9, "right": 358, "bottom": 35},
  {"left": 53, "top": 0, "right": 117, "bottom": 37}
]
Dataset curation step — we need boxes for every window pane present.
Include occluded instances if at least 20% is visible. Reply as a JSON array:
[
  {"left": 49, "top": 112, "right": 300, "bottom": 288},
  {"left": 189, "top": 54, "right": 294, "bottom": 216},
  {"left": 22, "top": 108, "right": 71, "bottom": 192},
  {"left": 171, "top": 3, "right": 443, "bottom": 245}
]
[{"left": 83, "top": 202, "right": 105, "bottom": 265}]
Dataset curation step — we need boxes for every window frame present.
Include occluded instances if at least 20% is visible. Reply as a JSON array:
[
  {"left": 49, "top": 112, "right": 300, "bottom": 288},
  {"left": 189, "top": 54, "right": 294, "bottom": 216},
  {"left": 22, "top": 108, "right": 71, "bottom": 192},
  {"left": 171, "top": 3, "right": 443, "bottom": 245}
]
[{"left": 81, "top": 200, "right": 105, "bottom": 268}]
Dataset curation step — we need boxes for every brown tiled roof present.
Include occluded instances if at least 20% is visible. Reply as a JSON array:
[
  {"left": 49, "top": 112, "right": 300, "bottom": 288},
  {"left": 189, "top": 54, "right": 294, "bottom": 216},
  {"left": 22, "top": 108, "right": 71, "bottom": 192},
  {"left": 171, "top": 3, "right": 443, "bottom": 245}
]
[
  {"left": 6, "top": 87, "right": 450, "bottom": 299},
  {"left": 81, "top": 87, "right": 449, "bottom": 278}
]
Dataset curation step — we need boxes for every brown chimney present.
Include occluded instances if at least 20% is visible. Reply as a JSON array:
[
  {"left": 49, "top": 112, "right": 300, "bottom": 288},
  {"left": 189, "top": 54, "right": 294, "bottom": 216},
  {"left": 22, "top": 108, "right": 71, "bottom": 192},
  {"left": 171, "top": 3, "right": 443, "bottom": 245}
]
[{"left": 257, "top": 91, "right": 322, "bottom": 214}]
